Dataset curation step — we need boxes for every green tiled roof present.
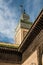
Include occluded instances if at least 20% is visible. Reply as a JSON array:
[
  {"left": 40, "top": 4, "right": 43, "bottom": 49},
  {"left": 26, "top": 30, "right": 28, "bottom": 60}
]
[
  {"left": 20, "top": 20, "right": 33, "bottom": 25},
  {"left": 0, "top": 43, "right": 19, "bottom": 49}
]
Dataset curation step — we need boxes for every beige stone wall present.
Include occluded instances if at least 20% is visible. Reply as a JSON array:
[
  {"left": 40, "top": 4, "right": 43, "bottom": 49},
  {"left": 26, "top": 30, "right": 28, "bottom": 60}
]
[
  {"left": 15, "top": 28, "right": 28, "bottom": 45},
  {"left": 22, "top": 50, "right": 38, "bottom": 65},
  {"left": 21, "top": 28, "right": 28, "bottom": 43},
  {"left": 22, "top": 30, "right": 43, "bottom": 65},
  {"left": 0, "top": 62, "right": 20, "bottom": 65},
  {"left": 15, "top": 28, "right": 21, "bottom": 45}
]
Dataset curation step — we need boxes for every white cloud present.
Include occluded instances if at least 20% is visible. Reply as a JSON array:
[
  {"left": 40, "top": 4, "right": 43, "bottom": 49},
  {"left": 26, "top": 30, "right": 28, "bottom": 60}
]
[{"left": 0, "top": 0, "right": 18, "bottom": 40}]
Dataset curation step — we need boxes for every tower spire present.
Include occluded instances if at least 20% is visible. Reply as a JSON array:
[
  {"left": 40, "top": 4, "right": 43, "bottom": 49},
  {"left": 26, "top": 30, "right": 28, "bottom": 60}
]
[
  {"left": 15, "top": 5, "right": 32, "bottom": 45},
  {"left": 20, "top": 5, "right": 29, "bottom": 21},
  {"left": 20, "top": 5, "right": 25, "bottom": 14}
]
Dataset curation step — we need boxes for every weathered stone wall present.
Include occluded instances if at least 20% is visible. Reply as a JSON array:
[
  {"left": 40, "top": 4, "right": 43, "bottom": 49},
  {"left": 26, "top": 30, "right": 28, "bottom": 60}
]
[
  {"left": 22, "top": 30, "right": 43, "bottom": 65},
  {"left": 21, "top": 28, "right": 28, "bottom": 44},
  {"left": 0, "top": 62, "right": 20, "bottom": 65},
  {"left": 15, "top": 28, "right": 28, "bottom": 45},
  {"left": 15, "top": 28, "right": 21, "bottom": 45},
  {"left": 22, "top": 50, "right": 38, "bottom": 65}
]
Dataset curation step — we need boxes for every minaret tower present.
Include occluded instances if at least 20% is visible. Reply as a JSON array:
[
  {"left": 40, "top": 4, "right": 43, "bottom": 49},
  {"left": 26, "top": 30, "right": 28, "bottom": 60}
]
[{"left": 15, "top": 6, "right": 32, "bottom": 45}]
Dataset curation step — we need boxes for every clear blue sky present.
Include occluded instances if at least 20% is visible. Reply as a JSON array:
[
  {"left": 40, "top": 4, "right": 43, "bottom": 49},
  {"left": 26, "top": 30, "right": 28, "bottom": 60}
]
[{"left": 0, "top": 0, "right": 43, "bottom": 43}]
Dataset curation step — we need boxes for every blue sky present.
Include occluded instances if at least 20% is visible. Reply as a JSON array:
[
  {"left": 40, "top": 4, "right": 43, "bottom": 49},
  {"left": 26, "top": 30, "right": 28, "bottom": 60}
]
[{"left": 0, "top": 0, "right": 43, "bottom": 43}]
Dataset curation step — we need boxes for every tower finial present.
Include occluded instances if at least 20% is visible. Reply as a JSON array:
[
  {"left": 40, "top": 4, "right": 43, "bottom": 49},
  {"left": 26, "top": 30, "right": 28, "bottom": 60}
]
[
  {"left": 24, "top": 9, "right": 25, "bottom": 14},
  {"left": 20, "top": 5, "right": 30, "bottom": 21},
  {"left": 20, "top": 5, "right": 25, "bottom": 14}
]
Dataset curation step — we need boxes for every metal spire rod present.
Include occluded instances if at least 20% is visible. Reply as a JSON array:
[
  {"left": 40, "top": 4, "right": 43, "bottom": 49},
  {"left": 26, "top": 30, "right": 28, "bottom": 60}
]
[{"left": 20, "top": 5, "right": 25, "bottom": 13}]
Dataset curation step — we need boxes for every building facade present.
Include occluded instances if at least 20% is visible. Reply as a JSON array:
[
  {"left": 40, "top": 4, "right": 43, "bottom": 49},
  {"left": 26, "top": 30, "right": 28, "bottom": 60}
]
[{"left": 0, "top": 9, "right": 43, "bottom": 65}]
